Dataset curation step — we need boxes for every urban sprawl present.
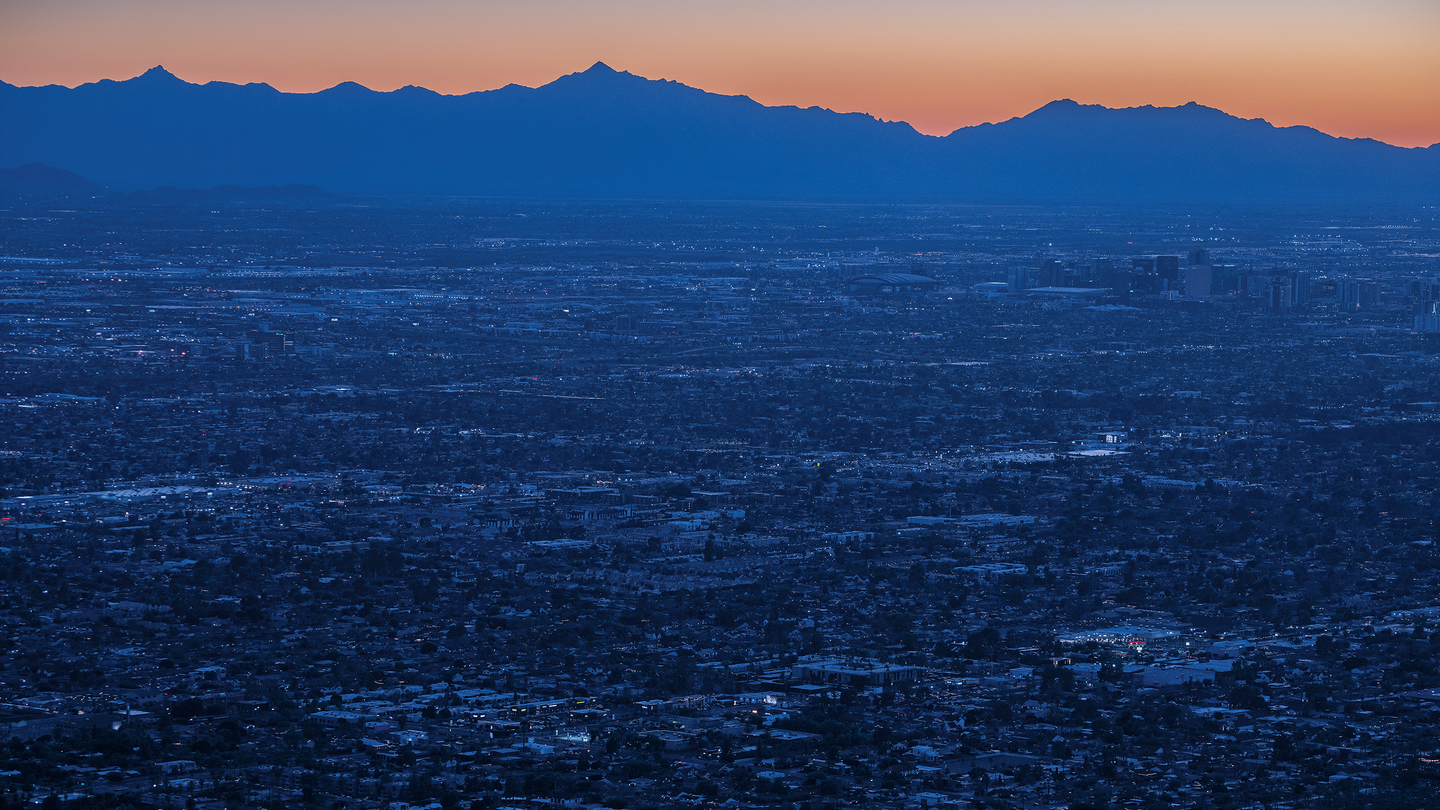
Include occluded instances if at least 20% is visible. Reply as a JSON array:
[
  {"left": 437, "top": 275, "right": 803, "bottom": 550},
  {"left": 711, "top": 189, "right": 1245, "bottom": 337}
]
[{"left": 2, "top": 201, "right": 1440, "bottom": 810}]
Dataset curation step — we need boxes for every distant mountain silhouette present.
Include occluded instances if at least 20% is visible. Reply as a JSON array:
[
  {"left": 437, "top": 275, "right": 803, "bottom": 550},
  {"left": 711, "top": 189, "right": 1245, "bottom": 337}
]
[
  {"left": 936, "top": 99, "right": 1439, "bottom": 203},
  {"left": 106, "top": 183, "right": 335, "bottom": 205},
  {"left": 1, "top": 64, "right": 1435, "bottom": 203},
  {"left": 0, "top": 162, "right": 102, "bottom": 196}
]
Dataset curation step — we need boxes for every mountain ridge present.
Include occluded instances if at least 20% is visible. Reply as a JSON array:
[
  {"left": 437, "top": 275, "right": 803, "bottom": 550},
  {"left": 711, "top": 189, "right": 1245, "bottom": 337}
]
[
  {"left": 0, "top": 162, "right": 103, "bottom": 196},
  {"left": 89, "top": 65, "right": 1428, "bottom": 150},
  {"left": 1, "top": 64, "right": 1435, "bottom": 203}
]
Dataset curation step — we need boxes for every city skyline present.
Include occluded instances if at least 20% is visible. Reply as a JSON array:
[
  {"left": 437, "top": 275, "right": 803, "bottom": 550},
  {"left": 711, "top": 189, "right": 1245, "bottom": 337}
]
[{"left": 2, "top": 0, "right": 1437, "bottom": 148}]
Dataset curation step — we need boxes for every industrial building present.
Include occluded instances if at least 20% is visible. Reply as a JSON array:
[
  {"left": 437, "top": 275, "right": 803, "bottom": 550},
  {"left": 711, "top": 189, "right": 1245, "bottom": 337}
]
[{"left": 845, "top": 273, "right": 941, "bottom": 296}]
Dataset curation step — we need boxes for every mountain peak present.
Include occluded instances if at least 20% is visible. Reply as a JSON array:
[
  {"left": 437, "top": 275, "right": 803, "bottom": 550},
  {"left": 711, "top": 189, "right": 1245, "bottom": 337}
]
[
  {"left": 1024, "top": 99, "right": 1093, "bottom": 118},
  {"left": 1014, "top": 98, "right": 1245, "bottom": 125},
  {"left": 321, "top": 80, "right": 375, "bottom": 95},
  {"left": 539, "top": 62, "right": 652, "bottom": 93},
  {"left": 554, "top": 62, "right": 642, "bottom": 84},
  {"left": 136, "top": 65, "right": 185, "bottom": 84},
  {"left": 0, "top": 163, "right": 102, "bottom": 195}
]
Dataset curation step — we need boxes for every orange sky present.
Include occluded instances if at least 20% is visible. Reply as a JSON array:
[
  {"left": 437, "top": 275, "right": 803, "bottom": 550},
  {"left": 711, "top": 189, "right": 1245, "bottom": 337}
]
[{"left": 3, "top": 0, "right": 1438, "bottom": 147}]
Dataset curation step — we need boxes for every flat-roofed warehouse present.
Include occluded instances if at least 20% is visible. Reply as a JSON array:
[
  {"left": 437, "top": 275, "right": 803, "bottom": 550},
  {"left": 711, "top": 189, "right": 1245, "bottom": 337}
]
[
  {"left": 792, "top": 657, "right": 926, "bottom": 687},
  {"left": 845, "top": 273, "right": 941, "bottom": 296},
  {"left": 1023, "top": 286, "right": 1110, "bottom": 299}
]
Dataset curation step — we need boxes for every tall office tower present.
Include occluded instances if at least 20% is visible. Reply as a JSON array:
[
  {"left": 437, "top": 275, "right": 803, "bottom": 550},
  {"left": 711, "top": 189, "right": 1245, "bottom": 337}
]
[
  {"left": 1189, "top": 248, "right": 1211, "bottom": 266},
  {"left": 1290, "top": 272, "right": 1309, "bottom": 307},
  {"left": 1131, "top": 257, "right": 1158, "bottom": 294},
  {"left": 1413, "top": 279, "right": 1440, "bottom": 313},
  {"left": 1094, "top": 258, "right": 1116, "bottom": 287},
  {"left": 1184, "top": 264, "right": 1213, "bottom": 299},
  {"left": 1156, "top": 256, "right": 1181, "bottom": 284},
  {"left": 1339, "top": 280, "right": 1361, "bottom": 311},
  {"left": 1359, "top": 280, "right": 1381, "bottom": 308},
  {"left": 260, "top": 332, "right": 293, "bottom": 355},
  {"left": 1113, "top": 269, "right": 1136, "bottom": 295},
  {"left": 1041, "top": 259, "right": 1065, "bottom": 287},
  {"left": 1268, "top": 277, "right": 1295, "bottom": 313},
  {"left": 1209, "top": 263, "right": 1240, "bottom": 294}
]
